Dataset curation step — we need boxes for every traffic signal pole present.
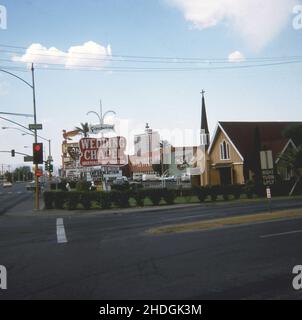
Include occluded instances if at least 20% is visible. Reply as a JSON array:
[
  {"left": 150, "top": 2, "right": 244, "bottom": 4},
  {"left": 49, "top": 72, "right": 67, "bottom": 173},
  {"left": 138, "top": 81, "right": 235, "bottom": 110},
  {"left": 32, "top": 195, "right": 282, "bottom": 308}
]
[{"left": 31, "top": 63, "right": 39, "bottom": 211}]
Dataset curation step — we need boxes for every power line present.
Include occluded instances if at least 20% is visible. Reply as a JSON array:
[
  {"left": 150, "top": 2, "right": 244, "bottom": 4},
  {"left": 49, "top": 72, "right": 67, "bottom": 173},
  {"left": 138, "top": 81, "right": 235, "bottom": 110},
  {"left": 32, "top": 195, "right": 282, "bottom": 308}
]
[{"left": 0, "top": 43, "right": 302, "bottom": 64}]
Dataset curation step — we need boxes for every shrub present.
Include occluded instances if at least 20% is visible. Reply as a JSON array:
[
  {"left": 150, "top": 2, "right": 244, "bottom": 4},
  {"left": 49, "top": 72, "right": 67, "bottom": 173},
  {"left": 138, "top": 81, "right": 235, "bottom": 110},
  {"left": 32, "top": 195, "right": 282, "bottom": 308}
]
[
  {"left": 133, "top": 189, "right": 146, "bottom": 207},
  {"left": 209, "top": 185, "right": 220, "bottom": 201},
  {"left": 162, "top": 189, "right": 176, "bottom": 205},
  {"left": 244, "top": 184, "right": 254, "bottom": 199},
  {"left": 76, "top": 180, "right": 90, "bottom": 192},
  {"left": 111, "top": 183, "right": 130, "bottom": 191},
  {"left": 80, "top": 192, "right": 92, "bottom": 210},
  {"left": 222, "top": 186, "right": 230, "bottom": 201},
  {"left": 111, "top": 190, "right": 131, "bottom": 208},
  {"left": 43, "top": 191, "right": 55, "bottom": 209},
  {"left": 194, "top": 187, "right": 208, "bottom": 203},
  {"left": 99, "top": 192, "right": 112, "bottom": 210},
  {"left": 65, "top": 192, "right": 80, "bottom": 210},
  {"left": 53, "top": 192, "right": 67, "bottom": 209},
  {"left": 231, "top": 184, "right": 242, "bottom": 200},
  {"left": 148, "top": 189, "right": 162, "bottom": 206}
]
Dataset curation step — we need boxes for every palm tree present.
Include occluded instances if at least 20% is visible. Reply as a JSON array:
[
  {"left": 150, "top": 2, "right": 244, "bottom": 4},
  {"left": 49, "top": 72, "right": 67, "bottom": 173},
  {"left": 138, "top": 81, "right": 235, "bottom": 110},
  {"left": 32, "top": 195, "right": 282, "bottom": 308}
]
[{"left": 75, "top": 122, "right": 90, "bottom": 138}]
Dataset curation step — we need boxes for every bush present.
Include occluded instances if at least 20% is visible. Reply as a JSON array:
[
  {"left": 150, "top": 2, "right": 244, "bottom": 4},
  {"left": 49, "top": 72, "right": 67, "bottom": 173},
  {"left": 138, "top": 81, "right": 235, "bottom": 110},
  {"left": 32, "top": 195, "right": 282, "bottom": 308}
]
[
  {"left": 99, "top": 192, "right": 112, "bottom": 210},
  {"left": 80, "top": 192, "right": 93, "bottom": 210},
  {"left": 133, "top": 189, "right": 146, "bottom": 207},
  {"left": 65, "top": 192, "right": 80, "bottom": 210},
  {"left": 148, "top": 189, "right": 162, "bottom": 206},
  {"left": 209, "top": 185, "right": 220, "bottom": 202},
  {"left": 222, "top": 185, "right": 230, "bottom": 201},
  {"left": 111, "top": 190, "right": 131, "bottom": 208},
  {"left": 43, "top": 191, "right": 55, "bottom": 209},
  {"left": 76, "top": 180, "right": 90, "bottom": 192},
  {"left": 111, "top": 183, "right": 130, "bottom": 191},
  {"left": 231, "top": 184, "right": 242, "bottom": 200},
  {"left": 194, "top": 187, "right": 208, "bottom": 203},
  {"left": 162, "top": 189, "right": 176, "bottom": 205},
  {"left": 244, "top": 184, "right": 254, "bottom": 199},
  {"left": 53, "top": 192, "right": 67, "bottom": 209}
]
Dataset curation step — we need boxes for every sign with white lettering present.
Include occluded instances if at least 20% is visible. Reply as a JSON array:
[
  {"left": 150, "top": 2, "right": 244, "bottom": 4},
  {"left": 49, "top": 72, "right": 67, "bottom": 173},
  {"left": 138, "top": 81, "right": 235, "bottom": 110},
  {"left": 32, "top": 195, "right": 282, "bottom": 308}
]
[{"left": 79, "top": 137, "right": 127, "bottom": 167}]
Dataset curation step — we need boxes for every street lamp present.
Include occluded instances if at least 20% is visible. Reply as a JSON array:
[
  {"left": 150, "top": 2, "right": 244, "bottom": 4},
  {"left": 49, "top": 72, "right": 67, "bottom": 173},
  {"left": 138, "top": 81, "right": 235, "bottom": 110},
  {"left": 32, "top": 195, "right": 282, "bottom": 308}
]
[{"left": 0, "top": 64, "right": 40, "bottom": 210}]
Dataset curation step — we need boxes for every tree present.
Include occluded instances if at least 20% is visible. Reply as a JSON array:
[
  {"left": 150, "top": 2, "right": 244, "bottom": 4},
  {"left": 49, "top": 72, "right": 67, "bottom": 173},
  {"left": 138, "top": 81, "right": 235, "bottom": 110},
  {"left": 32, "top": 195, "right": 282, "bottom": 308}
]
[
  {"left": 279, "top": 146, "right": 302, "bottom": 195},
  {"left": 75, "top": 122, "right": 90, "bottom": 138},
  {"left": 283, "top": 124, "right": 302, "bottom": 147},
  {"left": 13, "top": 166, "right": 33, "bottom": 182}
]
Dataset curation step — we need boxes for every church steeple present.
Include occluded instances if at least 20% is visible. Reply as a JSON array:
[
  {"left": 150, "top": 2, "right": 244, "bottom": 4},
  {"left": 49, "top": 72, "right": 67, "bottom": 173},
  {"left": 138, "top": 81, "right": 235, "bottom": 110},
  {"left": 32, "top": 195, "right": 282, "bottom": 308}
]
[{"left": 200, "top": 90, "right": 209, "bottom": 147}]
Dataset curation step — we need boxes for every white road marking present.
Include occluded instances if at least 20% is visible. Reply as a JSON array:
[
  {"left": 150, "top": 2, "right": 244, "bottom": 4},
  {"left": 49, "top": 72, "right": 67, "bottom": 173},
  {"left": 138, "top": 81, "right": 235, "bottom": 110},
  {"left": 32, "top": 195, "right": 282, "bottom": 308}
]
[
  {"left": 260, "top": 229, "right": 302, "bottom": 239},
  {"left": 56, "top": 218, "right": 68, "bottom": 244}
]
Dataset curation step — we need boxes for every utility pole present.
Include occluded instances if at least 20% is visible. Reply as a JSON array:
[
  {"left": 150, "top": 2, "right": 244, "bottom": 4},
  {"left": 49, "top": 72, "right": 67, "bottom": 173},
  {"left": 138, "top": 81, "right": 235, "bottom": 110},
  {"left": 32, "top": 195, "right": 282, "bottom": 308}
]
[{"left": 31, "top": 63, "right": 39, "bottom": 210}]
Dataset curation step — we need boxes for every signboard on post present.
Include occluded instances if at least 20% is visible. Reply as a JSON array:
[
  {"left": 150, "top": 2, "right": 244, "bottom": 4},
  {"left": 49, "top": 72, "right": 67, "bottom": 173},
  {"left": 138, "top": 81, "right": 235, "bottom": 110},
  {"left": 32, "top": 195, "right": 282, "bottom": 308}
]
[
  {"left": 29, "top": 124, "right": 43, "bottom": 130},
  {"left": 24, "top": 156, "right": 33, "bottom": 162},
  {"left": 261, "top": 150, "right": 275, "bottom": 186},
  {"left": 35, "top": 169, "right": 43, "bottom": 177},
  {"left": 79, "top": 137, "right": 127, "bottom": 167},
  {"left": 262, "top": 169, "right": 275, "bottom": 186}
]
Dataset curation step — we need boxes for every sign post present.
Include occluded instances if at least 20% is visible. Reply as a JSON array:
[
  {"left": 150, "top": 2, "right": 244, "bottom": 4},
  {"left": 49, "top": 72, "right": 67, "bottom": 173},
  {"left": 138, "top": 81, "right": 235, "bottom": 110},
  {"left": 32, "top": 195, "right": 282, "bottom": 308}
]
[{"left": 261, "top": 150, "right": 274, "bottom": 213}]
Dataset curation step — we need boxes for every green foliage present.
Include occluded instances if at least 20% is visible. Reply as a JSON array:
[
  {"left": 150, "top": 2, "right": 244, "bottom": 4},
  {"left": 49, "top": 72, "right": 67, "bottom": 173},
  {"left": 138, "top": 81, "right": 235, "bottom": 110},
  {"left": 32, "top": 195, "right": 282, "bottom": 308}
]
[
  {"left": 133, "top": 189, "right": 146, "bottom": 207},
  {"left": 194, "top": 187, "right": 208, "bottom": 203},
  {"left": 76, "top": 180, "right": 90, "bottom": 192},
  {"left": 43, "top": 192, "right": 55, "bottom": 209},
  {"left": 65, "top": 192, "right": 80, "bottom": 210},
  {"left": 148, "top": 189, "right": 162, "bottom": 206},
  {"left": 80, "top": 192, "right": 93, "bottom": 210},
  {"left": 53, "top": 192, "right": 67, "bottom": 209},
  {"left": 111, "top": 190, "right": 131, "bottom": 208},
  {"left": 99, "top": 192, "right": 112, "bottom": 209},
  {"left": 162, "top": 189, "right": 176, "bottom": 205},
  {"left": 209, "top": 185, "right": 220, "bottom": 202}
]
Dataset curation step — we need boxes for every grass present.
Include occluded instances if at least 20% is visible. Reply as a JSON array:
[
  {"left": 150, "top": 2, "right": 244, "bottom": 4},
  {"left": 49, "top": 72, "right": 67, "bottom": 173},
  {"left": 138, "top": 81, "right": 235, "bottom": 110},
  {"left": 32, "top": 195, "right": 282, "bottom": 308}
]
[{"left": 149, "top": 209, "right": 302, "bottom": 235}]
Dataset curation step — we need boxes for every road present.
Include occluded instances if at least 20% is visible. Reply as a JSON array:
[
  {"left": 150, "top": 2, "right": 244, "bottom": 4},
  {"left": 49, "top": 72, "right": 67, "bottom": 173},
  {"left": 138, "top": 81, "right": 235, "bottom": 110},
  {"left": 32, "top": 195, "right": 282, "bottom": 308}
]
[
  {"left": 1, "top": 198, "right": 302, "bottom": 299},
  {"left": 0, "top": 182, "right": 33, "bottom": 215}
]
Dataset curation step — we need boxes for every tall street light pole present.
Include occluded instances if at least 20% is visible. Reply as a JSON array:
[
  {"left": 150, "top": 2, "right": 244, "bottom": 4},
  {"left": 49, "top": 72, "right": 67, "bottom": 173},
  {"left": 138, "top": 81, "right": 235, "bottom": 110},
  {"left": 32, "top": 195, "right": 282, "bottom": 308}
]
[{"left": 0, "top": 64, "right": 40, "bottom": 210}]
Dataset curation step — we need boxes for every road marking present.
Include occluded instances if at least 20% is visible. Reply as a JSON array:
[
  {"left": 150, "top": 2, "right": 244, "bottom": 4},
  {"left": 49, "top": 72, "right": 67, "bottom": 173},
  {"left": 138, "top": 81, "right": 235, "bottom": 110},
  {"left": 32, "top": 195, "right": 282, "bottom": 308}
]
[
  {"left": 56, "top": 218, "right": 68, "bottom": 244},
  {"left": 260, "top": 229, "right": 302, "bottom": 239}
]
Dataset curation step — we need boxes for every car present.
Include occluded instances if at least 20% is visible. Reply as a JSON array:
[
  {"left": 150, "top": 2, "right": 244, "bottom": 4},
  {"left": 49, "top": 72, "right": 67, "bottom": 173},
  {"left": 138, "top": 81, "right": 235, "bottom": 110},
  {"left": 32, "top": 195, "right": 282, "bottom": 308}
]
[
  {"left": 113, "top": 176, "right": 129, "bottom": 185},
  {"left": 26, "top": 181, "right": 43, "bottom": 191},
  {"left": 2, "top": 182, "right": 13, "bottom": 188}
]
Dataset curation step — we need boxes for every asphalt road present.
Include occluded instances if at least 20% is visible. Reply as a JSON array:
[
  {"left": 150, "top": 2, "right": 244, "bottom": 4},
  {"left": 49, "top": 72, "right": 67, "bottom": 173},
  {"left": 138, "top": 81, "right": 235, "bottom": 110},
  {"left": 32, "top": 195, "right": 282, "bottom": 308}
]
[
  {"left": 1, "top": 198, "right": 302, "bottom": 300},
  {"left": 0, "top": 182, "right": 33, "bottom": 215}
]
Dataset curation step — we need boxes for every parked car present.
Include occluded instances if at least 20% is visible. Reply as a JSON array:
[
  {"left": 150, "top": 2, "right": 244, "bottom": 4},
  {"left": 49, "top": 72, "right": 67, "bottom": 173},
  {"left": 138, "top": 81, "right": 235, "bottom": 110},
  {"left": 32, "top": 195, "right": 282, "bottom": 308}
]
[
  {"left": 142, "top": 174, "right": 160, "bottom": 182},
  {"left": 2, "top": 181, "right": 13, "bottom": 188},
  {"left": 26, "top": 181, "right": 43, "bottom": 191},
  {"left": 113, "top": 176, "right": 129, "bottom": 185}
]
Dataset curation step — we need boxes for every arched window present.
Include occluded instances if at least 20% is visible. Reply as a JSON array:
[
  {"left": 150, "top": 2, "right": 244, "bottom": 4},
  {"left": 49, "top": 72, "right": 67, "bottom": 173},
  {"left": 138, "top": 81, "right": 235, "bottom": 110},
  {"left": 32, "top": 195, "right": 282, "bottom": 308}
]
[{"left": 220, "top": 140, "right": 230, "bottom": 160}]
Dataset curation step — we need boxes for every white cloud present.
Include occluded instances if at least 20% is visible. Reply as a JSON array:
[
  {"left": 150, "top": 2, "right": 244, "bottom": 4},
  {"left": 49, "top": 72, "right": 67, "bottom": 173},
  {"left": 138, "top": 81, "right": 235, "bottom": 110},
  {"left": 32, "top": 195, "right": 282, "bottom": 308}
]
[
  {"left": 228, "top": 50, "right": 245, "bottom": 62},
  {"left": 169, "top": 0, "right": 298, "bottom": 51},
  {"left": 12, "top": 41, "right": 112, "bottom": 69}
]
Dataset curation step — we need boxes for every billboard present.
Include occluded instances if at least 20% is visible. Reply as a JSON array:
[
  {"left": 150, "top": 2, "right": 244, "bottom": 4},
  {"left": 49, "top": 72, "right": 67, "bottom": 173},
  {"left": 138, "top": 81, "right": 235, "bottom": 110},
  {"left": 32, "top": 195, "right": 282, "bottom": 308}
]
[{"left": 79, "top": 137, "right": 127, "bottom": 167}]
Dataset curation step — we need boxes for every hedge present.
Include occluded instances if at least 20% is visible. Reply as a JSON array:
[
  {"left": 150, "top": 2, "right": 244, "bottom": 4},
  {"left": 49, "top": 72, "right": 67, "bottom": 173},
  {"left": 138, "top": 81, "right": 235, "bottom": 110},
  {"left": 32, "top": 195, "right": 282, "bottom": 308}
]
[{"left": 43, "top": 181, "right": 299, "bottom": 211}]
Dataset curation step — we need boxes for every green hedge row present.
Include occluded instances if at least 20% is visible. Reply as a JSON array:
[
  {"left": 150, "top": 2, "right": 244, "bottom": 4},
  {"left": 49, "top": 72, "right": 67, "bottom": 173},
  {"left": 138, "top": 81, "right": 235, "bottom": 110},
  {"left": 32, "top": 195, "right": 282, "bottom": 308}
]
[{"left": 43, "top": 188, "right": 178, "bottom": 210}]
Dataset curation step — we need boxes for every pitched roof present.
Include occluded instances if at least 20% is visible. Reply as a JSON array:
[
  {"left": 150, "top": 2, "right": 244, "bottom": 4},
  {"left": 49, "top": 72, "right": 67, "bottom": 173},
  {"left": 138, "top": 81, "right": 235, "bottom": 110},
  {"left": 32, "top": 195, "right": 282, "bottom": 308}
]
[{"left": 217, "top": 122, "right": 302, "bottom": 168}]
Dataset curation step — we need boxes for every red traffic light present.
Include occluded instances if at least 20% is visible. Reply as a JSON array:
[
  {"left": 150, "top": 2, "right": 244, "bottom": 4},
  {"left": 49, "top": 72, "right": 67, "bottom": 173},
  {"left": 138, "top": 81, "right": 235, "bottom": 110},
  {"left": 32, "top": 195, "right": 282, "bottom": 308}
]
[
  {"left": 33, "top": 143, "right": 43, "bottom": 164},
  {"left": 34, "top": 145, "right": 41, "bottom": 152}
]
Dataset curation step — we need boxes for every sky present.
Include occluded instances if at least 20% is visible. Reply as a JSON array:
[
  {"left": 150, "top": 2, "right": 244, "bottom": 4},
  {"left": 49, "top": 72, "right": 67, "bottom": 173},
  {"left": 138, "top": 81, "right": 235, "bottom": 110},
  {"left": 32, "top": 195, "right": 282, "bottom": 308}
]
[{"left": 0, "top": 0, "right": 302, "bottom": 170}]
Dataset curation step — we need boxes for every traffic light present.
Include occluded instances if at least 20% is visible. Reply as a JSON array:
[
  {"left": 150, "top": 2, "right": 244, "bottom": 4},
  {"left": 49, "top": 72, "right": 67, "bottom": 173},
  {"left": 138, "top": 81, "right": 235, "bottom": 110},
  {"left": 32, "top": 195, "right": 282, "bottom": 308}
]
[
  {"left": 33, "top": 143, "right": 43, "bottom": 164},
  {"left": 45, "top": 161, "right": 49, "bottom": 171},
  {"left": 11, "top": 150, "right": 15, "bottom": 157},
  {"left": 49, "top": 164, "right": 54, "bottom": 173}
]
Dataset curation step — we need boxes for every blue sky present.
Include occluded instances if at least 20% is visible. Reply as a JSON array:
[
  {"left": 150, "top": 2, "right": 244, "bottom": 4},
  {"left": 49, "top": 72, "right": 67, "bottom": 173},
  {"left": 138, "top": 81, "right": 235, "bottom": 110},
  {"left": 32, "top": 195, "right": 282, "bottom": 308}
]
[{"left": 1, "top": 0, "right": 302, "bottom": 167}]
